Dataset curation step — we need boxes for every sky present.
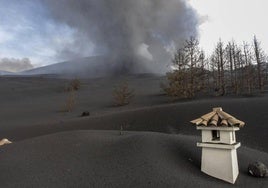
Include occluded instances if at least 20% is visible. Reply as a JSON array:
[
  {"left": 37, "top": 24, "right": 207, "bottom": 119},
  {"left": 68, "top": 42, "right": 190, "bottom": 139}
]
[
  {"left": 189, "top": 0, "right": 268, "bottom": 55},
  {"left": 0, "top": 0, "right": 90, "bottom": 70},
  {"left": 0, "top": 0, "right": 268, "bottom": 71}
]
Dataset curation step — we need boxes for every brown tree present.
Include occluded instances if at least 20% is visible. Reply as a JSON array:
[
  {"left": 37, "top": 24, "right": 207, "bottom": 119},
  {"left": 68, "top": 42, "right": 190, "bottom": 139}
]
[{"left": 163, "top": 37, "right": 206, "bottom": 99}]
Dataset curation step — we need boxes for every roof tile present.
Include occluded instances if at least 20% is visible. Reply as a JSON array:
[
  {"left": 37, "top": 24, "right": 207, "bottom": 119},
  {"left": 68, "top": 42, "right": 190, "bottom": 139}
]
[{"left": 190, "top": 107, "right": 245, "bottom": 128}]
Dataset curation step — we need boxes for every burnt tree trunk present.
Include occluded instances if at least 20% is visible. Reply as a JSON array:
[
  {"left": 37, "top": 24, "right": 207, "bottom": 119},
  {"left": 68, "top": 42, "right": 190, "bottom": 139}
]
[{"left": 253, "top": 36, "right": 264, "bottom": 92}]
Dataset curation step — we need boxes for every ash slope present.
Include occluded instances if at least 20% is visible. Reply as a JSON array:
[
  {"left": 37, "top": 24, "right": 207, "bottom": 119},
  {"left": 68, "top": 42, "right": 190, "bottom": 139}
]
[
  {"left": 0, "top": 70, "right": 13, "bottom": 75},
  {"left": 21, "top": 56, "right": 113, "bottom": 78},
  {"left": 0, "top": 74, "right": 268, "bottom": 153},
  {"left": 20, "top": 56, "right": 161, "bottom": 78},
  {"left": 0, "top": 130, "right": 267, "bottom": 188}
]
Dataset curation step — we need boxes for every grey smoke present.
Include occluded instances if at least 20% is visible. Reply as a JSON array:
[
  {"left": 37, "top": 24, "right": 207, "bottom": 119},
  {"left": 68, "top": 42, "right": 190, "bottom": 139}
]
[
  {"left": 0, "top": 58, "right": 34, "bottom": 72},
  {"left": 43, "top": 0, "right": 199, "bottom": 74}
]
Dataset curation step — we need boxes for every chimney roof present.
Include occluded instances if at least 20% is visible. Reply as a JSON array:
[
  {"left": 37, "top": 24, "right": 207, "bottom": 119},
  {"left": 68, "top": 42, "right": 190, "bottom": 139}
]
[{"left": 190, "top": 107, "right": 245, "bottom": 128}]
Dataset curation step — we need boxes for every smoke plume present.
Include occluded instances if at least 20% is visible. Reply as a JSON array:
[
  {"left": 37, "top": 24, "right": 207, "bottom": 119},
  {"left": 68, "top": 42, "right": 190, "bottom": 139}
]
[
  {"left": 0, "top": 58, "right": 34, "bottom": 72},
  {"left": 43, "top": 0, "right": 199, "bottom": 74}
]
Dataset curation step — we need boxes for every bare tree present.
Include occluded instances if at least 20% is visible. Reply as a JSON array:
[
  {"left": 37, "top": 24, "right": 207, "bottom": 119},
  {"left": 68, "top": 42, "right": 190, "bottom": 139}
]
[
  {"left": 218, "top": 40, "right": 226, "bottom": 95},
  {"left": 199, "top": 49, "right": 208, "bottom": 91},
  {"left": 164, "top": 36, "right": 268, "bottom": 99},
  {"left": 113, "top": 82, "right": 134, "bottom": 106},
  {"left": 210, "top": 39, "right": 226, "bottom": 96},
  {"left": 253, "top": 35, "right": 265, "bottom": 92},
  {"left": 226, "top": 42, "right": 234, "bottom": 90},
  {"left": 183, "top": 37, "right": 203, "bottom": 96},
  {"left": 163, "top": 37, "right": 205, "bottom": 99},
  {"left": 242, "top": 42, "right": 254, "bottom": 94},
  {"left": 172, "top": 48, "right": 186, "bottom": 70}
]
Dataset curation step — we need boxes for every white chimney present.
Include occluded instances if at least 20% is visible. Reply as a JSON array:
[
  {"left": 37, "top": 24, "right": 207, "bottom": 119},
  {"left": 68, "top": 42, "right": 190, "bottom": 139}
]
[{"left": 191, "top": 107, "right": 245, "bottom": 184}]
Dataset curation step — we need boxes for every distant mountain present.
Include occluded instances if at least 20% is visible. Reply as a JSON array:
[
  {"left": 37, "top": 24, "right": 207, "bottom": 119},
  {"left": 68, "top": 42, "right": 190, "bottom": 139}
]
[
  {"left": 20, "top": 56, "right": 115, "bottom": 78},
  {"left": 20, "top": 55, "right": 158, "bottom": 78},
  {"left": 0, "top": 70, "right": 13, "bottom": 76}
]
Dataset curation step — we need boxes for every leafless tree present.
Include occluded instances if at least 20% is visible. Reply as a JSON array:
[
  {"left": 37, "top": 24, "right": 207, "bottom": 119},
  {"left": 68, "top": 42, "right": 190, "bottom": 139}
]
[
  {"left": 226, "top": 42, "right": 234, "bottom": 90},
  {"left": 242, "top": 42, "right": 254, "bottom": 94},
  {"left": 210, "top": 39, "right": 226, "bottom": 95},
  {"left": 164, "top": 36, "right": 268, "bottom": 99},
  {"left": 253, "top": 35, "right": 265, "bottom": 92},
  {"left": 163, "top": 37, "right": 206, "bottom": 99}
]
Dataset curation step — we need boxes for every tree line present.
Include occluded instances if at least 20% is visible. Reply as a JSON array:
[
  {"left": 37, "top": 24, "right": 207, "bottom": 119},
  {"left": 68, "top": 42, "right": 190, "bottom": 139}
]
[{"left": 163, "top": 36, "right": 268, "bottom": 99}]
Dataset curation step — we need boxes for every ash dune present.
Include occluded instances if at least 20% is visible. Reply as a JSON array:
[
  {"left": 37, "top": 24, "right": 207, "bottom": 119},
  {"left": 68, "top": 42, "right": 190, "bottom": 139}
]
[
  {"left": 1, "top": 74, "right": 268, "bottom": 152},
  {"left": 0, "top": 131, "right": 267, "bottom": 188},
  {"left": 0, "top": 73, "right": 268, "bottom": 187},
  {"left": 1, "top": 0, "right": 267, "bottom": 187}
]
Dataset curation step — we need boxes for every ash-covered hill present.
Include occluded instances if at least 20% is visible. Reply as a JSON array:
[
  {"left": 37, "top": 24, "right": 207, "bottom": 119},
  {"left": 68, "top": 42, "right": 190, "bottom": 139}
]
[{"left": 20, "top": 56, "right": 162, "bottom": 78}]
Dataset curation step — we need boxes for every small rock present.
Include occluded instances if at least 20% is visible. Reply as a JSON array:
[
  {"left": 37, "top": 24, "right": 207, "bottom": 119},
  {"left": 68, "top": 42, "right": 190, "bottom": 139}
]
[
  {"left": 81, "top": 111, "right": 90, "bottom": 117},
  {"left": 248, "top": 161, "right": 268, "bottom": 177},
  {"left": 0, "top": 138, "right": 12, "bottom": 146}
]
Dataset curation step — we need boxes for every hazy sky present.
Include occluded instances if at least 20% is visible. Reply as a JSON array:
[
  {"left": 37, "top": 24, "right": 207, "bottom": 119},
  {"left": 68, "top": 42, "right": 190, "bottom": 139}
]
[
  {"left": 0, "top": 0, "right": 85, "bottom": 68},
  {"left": 0, "top": 0, "right": 267, "bottom": 68},
  {"left": 190, "top": 0, "right": 268, "bottom": 54}
]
